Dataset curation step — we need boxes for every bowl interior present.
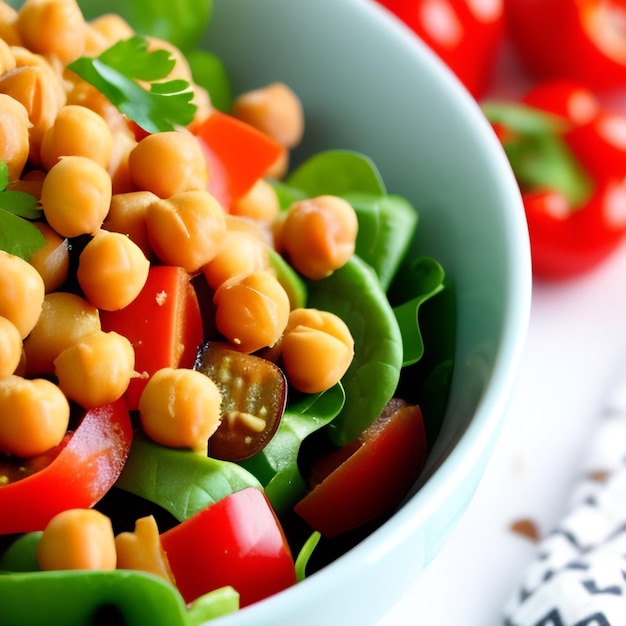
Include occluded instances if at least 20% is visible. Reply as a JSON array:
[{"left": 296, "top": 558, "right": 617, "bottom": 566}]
[{"left": 202, "top": 0, "right": 531, "bottom": 623}]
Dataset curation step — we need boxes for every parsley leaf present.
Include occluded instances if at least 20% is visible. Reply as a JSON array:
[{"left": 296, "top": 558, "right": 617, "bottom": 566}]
[
  {"left": 68, "top": 36, "right": 197, "bottom": 134},
  {"left": 0, "top": 161, "right": 45, "bottom": 260},
  {"left": 0, "top": 211, "right": 45, "bottom": 260}
]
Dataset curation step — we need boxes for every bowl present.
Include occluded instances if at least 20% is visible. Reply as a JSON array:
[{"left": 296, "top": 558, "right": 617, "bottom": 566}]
[{"left": 201, "top": 0, "right": 532, "bottom": 624}]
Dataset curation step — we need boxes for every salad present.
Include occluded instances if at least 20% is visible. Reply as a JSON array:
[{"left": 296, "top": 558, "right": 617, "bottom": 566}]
[{"left": 0, "top": 0, "right": 456, "bottom": 624}]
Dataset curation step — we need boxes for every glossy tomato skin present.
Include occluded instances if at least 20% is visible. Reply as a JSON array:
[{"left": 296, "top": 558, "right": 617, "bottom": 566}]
[
  {"left": 492, "top": 80, "right": 626, "bottom": 279},
  {"left": 565, "top": 112, "right": 626, "bottom": 182},
  {"left": 521, "top": 80, "right": 601, "bottom": 126},
  {"left": 505, "top": 0, "right": 626, "bottom": 90},
  {"left": 160, "top": 487, "right": 296, "bottom": 608},
  {"left": 373, "top": 0, "right": 504, "bottom": 98},
  {"left": 294, "top": 401, "right": 427, "bottom": 538},
  {"left": 523, "top": 185, "right": 626, "bottom": 279}
]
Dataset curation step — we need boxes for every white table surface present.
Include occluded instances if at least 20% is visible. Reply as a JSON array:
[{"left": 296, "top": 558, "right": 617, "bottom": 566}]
[{"left": 378, "top": 229, "right": 626, "bottom": 625}]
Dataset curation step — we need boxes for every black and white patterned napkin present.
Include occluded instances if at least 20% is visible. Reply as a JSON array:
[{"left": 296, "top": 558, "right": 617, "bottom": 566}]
[{"left": 504, "top": 373, "right": 626, "bottom": 626}]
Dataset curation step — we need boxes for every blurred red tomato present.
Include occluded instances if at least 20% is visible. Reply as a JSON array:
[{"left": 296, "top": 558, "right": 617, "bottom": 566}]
[
  {"left": 505, "top": 0, "right": 626, "bottom": 91},
  {"left": 373, "top": 0, "right": 504, "bottom": 98}
]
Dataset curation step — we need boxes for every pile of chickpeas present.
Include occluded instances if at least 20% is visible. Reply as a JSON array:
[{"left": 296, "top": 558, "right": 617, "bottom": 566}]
[{"left": 0, "top": 0, "right": 360, "bottom": 570}]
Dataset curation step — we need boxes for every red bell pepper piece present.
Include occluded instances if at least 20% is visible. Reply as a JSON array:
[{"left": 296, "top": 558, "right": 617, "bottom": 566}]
[
  {"left": 0, "top": 399, "right": 133, "bottom": 534},
  {"left": 160, "top": 487, "right": 296, "bottom": 608},
  {"left": 294, "top": 401, "right": 427, "bottom": 538},
  {"left": 504, "top": 0, "right": 626, "bottom": 91},
  {"left": 373, "top": 0, "right": 504, "bottom": 99},
  {"left": 485, "top": 81, "right": 626, "bottom": 280},
  {"left": 100, "top": 265, "right": 204, "bottom": 410},
  {"left": 192, "top": 110, "right": 283, "bottom": 210}
]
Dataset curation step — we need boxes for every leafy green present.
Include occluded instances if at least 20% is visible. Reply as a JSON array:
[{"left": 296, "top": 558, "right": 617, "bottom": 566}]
[
  {"left": 392, "top": 257, "right": 445, "bottom": 367},
  {"left": 268, "top": 248, "right": 307, "bottom": 309},
  {"left": 306, "top": 256, "right": 404, "bottom": 447},
  {"left": 345, "top": 192, "right": 419, "bottom": 290},
  {"left": 187, "top": 586, "right": 239, "bottom": 625},
  {"left": 283, "top": 150, "right": 387, "bottom": 199},
  {"left": 239, "top": 384, "right": 345, "bottom": 514},
  {"left": 294, "top": 532, "right": 321, "bottom": 582},
  {"left": 0, "top": 532, "right": 42, "bottom": 573},
  {"left": 77, "top": 0, "right": 213, "bottom": 53},
  {"left": 0, "top": 161, "right": 44, "bottom": 260},
  {"left": 68, "top": 37, "right": 197, "bottom": 133},
  {"left": 115, "top": 434, "right": 261, "bottom": 522},
  {"left": 186, "top": 48, "right": 232, "bottom": 113},
  {"left": 482, "top": 101, "right": 594, "bottom": 208},
  {"left": 0, "top": 570, "right": 191, "bottom": 626}
]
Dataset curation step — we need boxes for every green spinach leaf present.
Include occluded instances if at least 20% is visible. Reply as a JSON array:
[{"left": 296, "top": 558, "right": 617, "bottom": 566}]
[
  {"left": 115, "top": 434, "right": 261, "bottom": 522},
  {"left": 306, "top": 256, "right": 403, "bottom": 446}
]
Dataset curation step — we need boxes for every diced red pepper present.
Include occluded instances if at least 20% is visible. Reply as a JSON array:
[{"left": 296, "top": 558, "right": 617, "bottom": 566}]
[
  {"left": 294, "top": 401, "right": 428, "bottom": 537},
  {"left": 100, "top": 266, "right": 204, "bottom": 410},
  {"left": 0, "top": 399, "right": 133, "bottom": 534},
  {"left": 193, "top": 110, "right": 283, "bottom": 210},
  {"left": 160, "top": 487, "right": 296, "bottom": 608}
]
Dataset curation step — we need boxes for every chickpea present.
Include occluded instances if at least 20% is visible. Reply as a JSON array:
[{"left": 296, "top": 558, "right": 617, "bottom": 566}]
[
  {"left": 265, "top": 147, "right": 289, "bottom": 180},
  {"left": 40, "top": 155, "right": 112, "bottom": 238},
  {"left": 7, "top": 168, "right": 45, "bottom": 199},
  {"left": 77, "top": 230, "right": 150, "bottom": 311},
  {"left": 54, "top": 330, "right": 135, "bottom": 408},
  {"left": 115, "top": 515, "right": 175, "bottom": 583},
  {"left": 89, "top": 13, "right": 135, "bottom": 45},
  {"left": 0, "top": 375, "right": 69, "bottom": 458},
  {"left": 108, "top": 127, "right": 137, "bottom": 195},
  {"left": 146, "top": 37, "right": 194, "bottom": 82},
  {"left": 138, "top": 367, "right": 222, "bottom": 455},
  {"left": 23, "top": 291, "right": 100, "bottom": 377},
  {"left": 28, "top": 222, "right": 69, "bottom": 293},
  {"left": 278, "top": 195, "right": 358, "bottom": 280},
  {"left": 213, "top": 270, "right": 290, "bottom": 354},
  {"left": 0, "top": 93, "right": 30, "bottom": 181},
  {"left": 37, "top": 508, "right": 116, "bottom": 571},
  {"left": 280, "top": 308, "right": 354, "bottom": 394},
  {"left": 230, "top": 178, "right": 280, "bottom": 222},
  {"left": 0, "top": 60, "right": 65, "bottom": 164},
  {"left": 16, "top": 0, "right": 86, "bottom": 65},
  {"left": 103, "top": 191, "right": 159, "bottom": 260},
  {"left": 128, "top": 130, "right": 208, "bottom": 198},
  {"left": 0, "top": 316, "right": 22, "bottom": 378},
  {"left": 201, "top": 230, "right": 270, "bottom": 290},
  {"left": 0, "top": 37, "right": 16, "bottom": 75},
  {"left": 0, "top": 2, "right": 21, "bottom": 46},
  {"left": 0, "top": 250, "right": 45, "bottom": 339},
  {"left": 84, "top": 13, "right": 134, "bottom": 55},
  {"left": 10, "top": 45, "right": 67, "bottom": 110},
  {"left": 225, "top": 213, "right": 274, "bottom": 247},
  {"left": 40, "top": 104, "right": 113, "bottom": 171},
  {"left": 146, "top": 189, "right": 227, "bottom": 273},
  {"left": 232, "top": 82, "right": 304, "bottom": 149},
  {"left": 65, "top": 80, "right": 132, "bottom": 139}
]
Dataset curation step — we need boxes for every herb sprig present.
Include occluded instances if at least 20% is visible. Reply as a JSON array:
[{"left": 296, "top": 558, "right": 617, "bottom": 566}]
[
  {"left": 0, "top": 162, "right": 44, "bottom": 260},
  {"left": 68, "top": 36, "right": 197, "bottom": 134}
]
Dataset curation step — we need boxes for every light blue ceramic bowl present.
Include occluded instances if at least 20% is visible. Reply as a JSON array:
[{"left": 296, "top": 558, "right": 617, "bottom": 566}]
[{"left": 202, "top": 0, "right": 531, "bottom": 624}]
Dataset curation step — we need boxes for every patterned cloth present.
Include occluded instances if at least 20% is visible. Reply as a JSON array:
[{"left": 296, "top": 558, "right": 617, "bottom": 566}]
[{"left": 504, "top": 373, "right": 626, "bottom": 626}]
